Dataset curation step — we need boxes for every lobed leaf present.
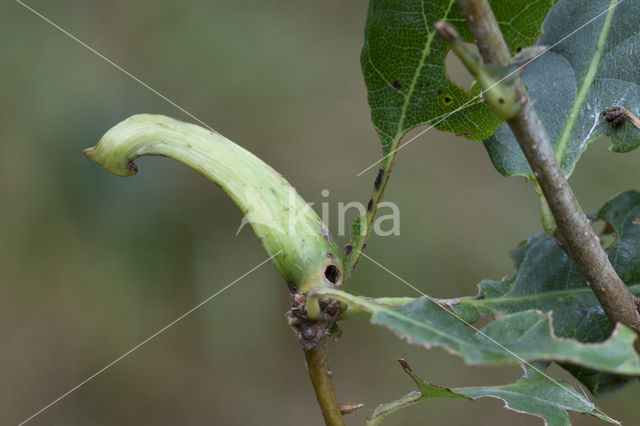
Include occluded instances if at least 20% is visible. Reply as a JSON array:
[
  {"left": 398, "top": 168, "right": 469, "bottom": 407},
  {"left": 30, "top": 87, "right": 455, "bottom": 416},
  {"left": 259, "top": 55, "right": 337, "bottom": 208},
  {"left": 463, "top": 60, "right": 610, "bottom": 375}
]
[
  {"left": 361, "top": 0, "right": 556, "bottom": 151},
  {"left": 367, "top": 359, "right": 471, "bottom": 426},
  {"left": 485, "top": 0, "right": 640, "bottom": 178},
  {"left": 314, "top": 288, "right": 640, "bottom": 375},
  {"left": 367, "top": 360, "right": 618, "bottom": 426},
  {"left": 451, "top": 190, "right": 640, "bottom": 394},
  {"left": 346, "top": 0, "right": 557, "bottom": 279}
]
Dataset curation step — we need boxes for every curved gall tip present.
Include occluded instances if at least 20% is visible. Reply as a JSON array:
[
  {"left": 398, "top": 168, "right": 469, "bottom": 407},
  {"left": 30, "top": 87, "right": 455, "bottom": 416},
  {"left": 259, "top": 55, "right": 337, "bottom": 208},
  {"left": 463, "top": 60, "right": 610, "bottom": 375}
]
[
  {"left": 83, "top": 141, "right": 138, "bottom": 177},
  {"left": 83, "top": 146, "right": 95, "bottom": 159}
]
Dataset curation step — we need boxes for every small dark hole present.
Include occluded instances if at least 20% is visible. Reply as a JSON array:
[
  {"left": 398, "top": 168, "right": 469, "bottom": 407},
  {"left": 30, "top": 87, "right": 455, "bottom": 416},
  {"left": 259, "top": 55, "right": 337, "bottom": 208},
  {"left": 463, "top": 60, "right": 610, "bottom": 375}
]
[
  {"left": 444, "top": 96, "right": 453, "bottom": 104},
  {"left": 324, "top": 265, "right": 341, "bottom": 284}
]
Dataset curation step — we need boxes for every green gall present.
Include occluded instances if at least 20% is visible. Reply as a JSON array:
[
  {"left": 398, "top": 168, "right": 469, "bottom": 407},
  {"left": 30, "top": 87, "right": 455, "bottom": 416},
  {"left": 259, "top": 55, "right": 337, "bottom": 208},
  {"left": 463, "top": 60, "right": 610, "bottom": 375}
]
[{"left": 84, "top": 114, "right": 343, "bottom": 294}]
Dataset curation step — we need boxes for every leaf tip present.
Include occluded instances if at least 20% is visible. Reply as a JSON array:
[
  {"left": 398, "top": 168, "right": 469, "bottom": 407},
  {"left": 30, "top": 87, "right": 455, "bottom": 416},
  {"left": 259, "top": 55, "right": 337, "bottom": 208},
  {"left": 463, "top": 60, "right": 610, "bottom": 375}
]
[{"left": 396, "top": 358, "right": 412, "bottom": 372}]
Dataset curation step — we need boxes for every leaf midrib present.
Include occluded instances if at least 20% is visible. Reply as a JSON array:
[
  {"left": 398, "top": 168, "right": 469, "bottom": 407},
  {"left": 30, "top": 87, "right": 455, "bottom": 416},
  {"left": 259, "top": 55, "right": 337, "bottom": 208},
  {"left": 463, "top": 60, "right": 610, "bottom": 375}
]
[
  {"left": 373, "top": 302, "right": 473, "bottom": 349},
  {"left": 555, "top": 0, "right": 619, "bottom": 170},
  {"left": 391, "top": 0, "right": 456, "bottom": 149},
  {"left": 320, "top": 288, "right": 474, "bottom": 348},
  {"left": 467, "top": 283, "right": 640, "bottom": 306}
]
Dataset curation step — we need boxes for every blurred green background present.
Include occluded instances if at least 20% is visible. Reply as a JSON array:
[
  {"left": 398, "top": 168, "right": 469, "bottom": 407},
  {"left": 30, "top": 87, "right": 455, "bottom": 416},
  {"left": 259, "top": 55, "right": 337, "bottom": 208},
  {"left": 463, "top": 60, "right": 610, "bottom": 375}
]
[{"left": 2, "top": 1, "right": 639, "bottom": 425}]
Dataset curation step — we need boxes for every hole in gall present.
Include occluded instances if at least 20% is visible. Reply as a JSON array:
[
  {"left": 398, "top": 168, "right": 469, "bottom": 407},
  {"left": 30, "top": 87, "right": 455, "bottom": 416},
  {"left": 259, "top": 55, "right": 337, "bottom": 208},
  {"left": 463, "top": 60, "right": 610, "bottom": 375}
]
[{"left": 324, "top": 265, "right": 341, "bottom": 284}]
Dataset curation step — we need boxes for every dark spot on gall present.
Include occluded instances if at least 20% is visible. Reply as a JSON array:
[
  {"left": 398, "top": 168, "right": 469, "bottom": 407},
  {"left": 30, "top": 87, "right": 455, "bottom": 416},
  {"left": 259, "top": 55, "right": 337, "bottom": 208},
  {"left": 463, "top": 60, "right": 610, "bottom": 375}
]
[
  {"left": 437, "top": 89, "right": 443, "bottom": 95},
  {"left": 344, "top": 244, "right": 353, "bottom": 256},
  {"left": 393, "top": 80, "right": 402, "bottom": 90},
  {"left": 444, "top": 96, "right": 452, "bottom": 104},
  {"left": 474, "top": 295, "right": 485, "bottom": 300},
  {"left": 498, "top": 98, "right": 505, "bottom": 104},
  {"left": 326, "top": 252, "right": 334, "bottom": 259},
  {"left": 367, "top": 199, "right": 374, "bottom": 211},
  {"left": 516, "top": 46, "right": 522, "bottom": 53},
  {"left": 463, "top": 129, "right": 471, "bottom": 137}
]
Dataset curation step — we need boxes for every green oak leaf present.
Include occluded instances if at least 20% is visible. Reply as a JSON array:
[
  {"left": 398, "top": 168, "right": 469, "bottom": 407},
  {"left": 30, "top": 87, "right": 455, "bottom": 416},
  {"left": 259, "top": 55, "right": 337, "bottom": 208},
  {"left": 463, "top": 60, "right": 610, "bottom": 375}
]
[
  {"left": 84, "top": 114, "right": 343, "bottom": 294},
  {"left": 452, "top": 190, "right": 640, "bottom": 339},
  {"left": 312, "top": 288, "right": 640, "bottom": 375},
  {"left": 361, "top": 0, "right": 556, "bottom": 151},
  {"left": 485, "top": 0, "right": 640, "bottom": 178},
  {"left": 346, "top": 0, "right": 557, "bottom": 280},
  {"left": 559, "top": 363, "right": 637, "bottom": 399},
  {"left": 451, "top": 190, "right": 640, "bottom": 395},
  {"left": 367, "top": 360, "right": 618, "bottom": 426},
  {"left": 366, "top": 359, "right": 471, "bottom": 426}
]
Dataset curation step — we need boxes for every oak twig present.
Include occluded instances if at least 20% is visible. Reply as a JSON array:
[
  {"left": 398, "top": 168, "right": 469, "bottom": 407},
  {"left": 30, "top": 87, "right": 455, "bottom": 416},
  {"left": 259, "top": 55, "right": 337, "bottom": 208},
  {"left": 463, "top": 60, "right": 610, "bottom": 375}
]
[
  {"left": 455, "top": 0, "right": 640, "bottom": 334},
  {"left": 304, "top": 340, "right": 345, "bottom": 426}
]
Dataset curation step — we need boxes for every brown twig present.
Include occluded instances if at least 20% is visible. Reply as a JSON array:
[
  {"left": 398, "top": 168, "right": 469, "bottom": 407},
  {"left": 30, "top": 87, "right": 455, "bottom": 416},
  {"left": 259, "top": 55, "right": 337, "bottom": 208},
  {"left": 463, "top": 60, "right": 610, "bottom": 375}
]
[
  {"left": 455, "top": 0, "right": 640, "bottom": 334},
  {"left": 304, "top": 340, "right": 345, "bottom": 426}
]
